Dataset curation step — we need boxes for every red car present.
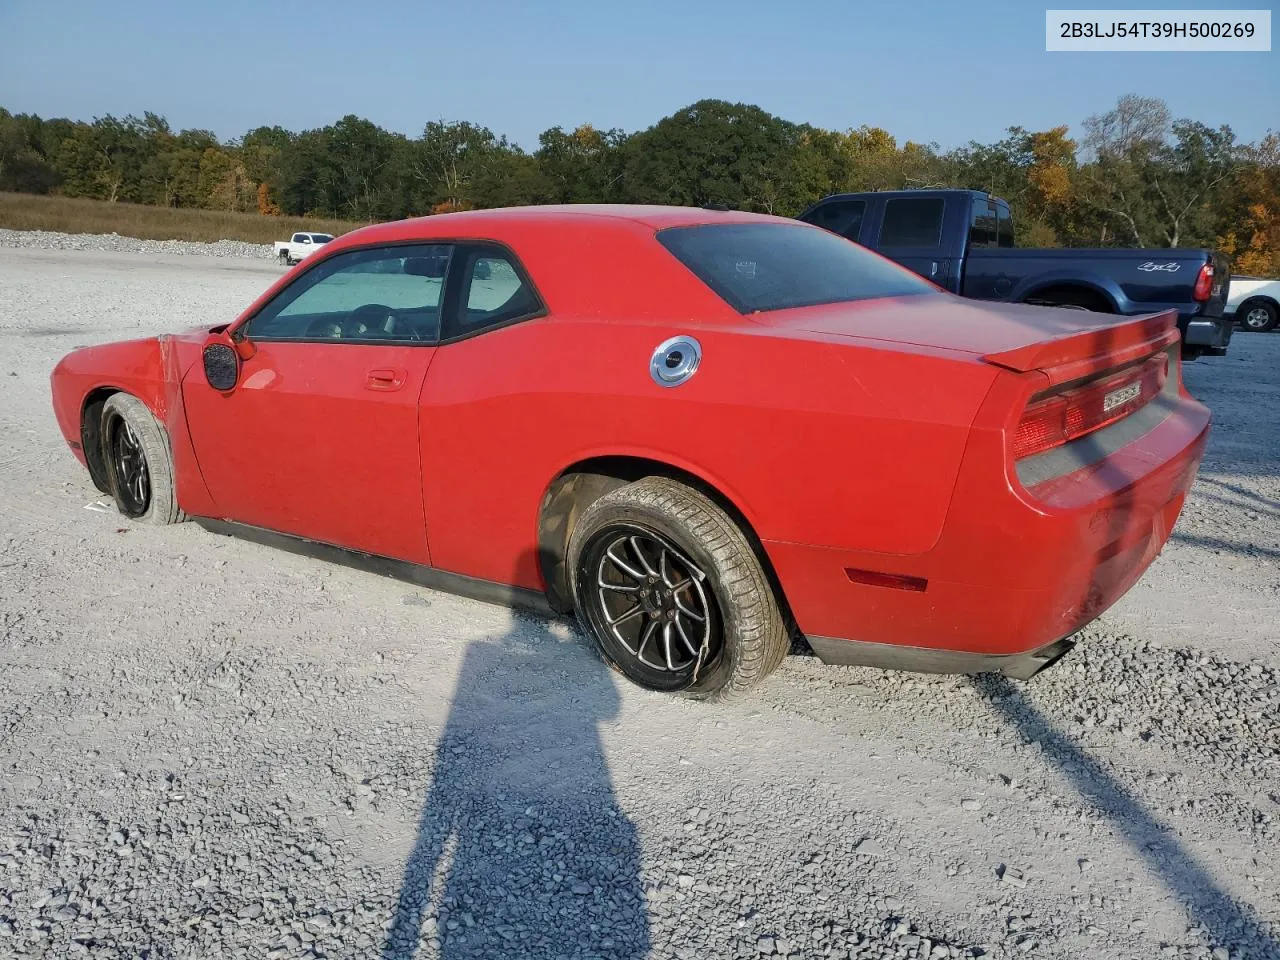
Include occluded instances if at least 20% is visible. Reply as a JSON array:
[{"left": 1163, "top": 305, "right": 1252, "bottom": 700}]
[{"left": 50, "top": 206, "right": 1210, "bottom": 700}]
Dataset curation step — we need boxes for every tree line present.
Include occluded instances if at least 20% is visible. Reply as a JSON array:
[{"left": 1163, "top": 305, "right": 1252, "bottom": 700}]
[{"left": 1, "top": 95, "right": 1276, "bottom": 273}]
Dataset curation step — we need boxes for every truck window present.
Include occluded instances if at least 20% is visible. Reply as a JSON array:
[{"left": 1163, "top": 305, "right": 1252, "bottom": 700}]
[
  {"left": 996, "top": 203, "right": 1014, "bottom": 248},
  {"left": 292, "top": 233, "right": 306, "bottom": 244},
  {"left": 879, "top": 198, "right": 945, "bottom": 248},
  {"left": 969, "top": 198, "right": 997, "bottom": 248},
  {"left": 806, "top": 199, "right": 867, "bottom": 242}
]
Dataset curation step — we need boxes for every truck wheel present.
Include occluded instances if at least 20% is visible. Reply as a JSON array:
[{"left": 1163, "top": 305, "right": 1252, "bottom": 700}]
[
  {"left": 1238, "top": 300, "right": 1278, "bottom": 333},
  {"left": 278, "top": 250, "right": 291, "bottom": 265},
  {"left": 568, "top": 477, "right": 790, "bottom": 702},
  {"left": 99, "top": 393, "right": 185, "bottom": 525}
]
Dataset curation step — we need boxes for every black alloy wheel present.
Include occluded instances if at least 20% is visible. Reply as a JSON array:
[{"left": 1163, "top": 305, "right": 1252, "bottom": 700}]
[
  {"left": 578, "top": 524, "right": 723, "bottom": 692},
  {"left": 107, "top": 414, "right": 151, "bottom": 517}
]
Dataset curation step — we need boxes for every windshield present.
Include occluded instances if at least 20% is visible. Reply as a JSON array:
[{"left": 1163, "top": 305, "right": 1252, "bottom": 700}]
[{"left": 657, "top": 222, "right": 935, "bottom": 314}]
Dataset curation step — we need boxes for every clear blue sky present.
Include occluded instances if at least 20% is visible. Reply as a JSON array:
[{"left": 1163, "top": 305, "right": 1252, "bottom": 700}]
[{"left": 1, "top": 0, "right": 1276, "bottom": 150}]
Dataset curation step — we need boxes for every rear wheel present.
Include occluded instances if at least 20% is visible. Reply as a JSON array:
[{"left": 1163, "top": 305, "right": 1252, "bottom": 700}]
[
  {"left": 1239, "top": 300, "right": 1278, "bottom": 333},
  {"left": 568, "top": 477, "right": 789, "bottom": 701},
  {"left": 100, "top": 393, "right": 184, "bottom": 525}
]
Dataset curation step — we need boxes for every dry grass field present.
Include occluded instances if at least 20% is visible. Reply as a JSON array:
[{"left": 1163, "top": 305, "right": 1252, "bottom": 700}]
[{"left": 0, "top": 191, "right": 364, "bottom": 243}]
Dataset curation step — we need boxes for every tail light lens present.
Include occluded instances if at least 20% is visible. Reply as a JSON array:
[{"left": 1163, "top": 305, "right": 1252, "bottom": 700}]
[
  {"left": 1193, "top": 262, "right": 1214, "bottom": 301},
  {"left": 1011, "top": 353, "right": 1168, "bottom": 460}
]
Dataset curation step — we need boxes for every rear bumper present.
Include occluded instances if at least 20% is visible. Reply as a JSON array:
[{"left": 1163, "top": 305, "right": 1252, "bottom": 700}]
[
  {"left": 1181, "top": 315, "right": 1233, "bottom": 355},
  {"left": 806, "top": 635, "right": 1076, "bottom": 680},
  {"left": 767, "top": 376, "right": 1210, "bottom": 671}
]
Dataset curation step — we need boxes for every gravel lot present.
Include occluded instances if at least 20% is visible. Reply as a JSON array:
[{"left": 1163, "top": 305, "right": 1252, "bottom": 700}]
[{"left": 0, "top": 237, "right": 1277, "bottom": 960}]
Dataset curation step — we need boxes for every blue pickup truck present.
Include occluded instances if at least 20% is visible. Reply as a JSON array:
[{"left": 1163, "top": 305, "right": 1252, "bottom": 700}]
[{"left": 797, "top": 189, "right": 1234, "bottom": 358}]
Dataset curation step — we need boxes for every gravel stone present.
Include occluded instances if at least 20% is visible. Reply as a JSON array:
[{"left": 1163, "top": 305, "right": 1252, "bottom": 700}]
[{"left": 0, "top": 239, "right": 1276, "bottom": 960}]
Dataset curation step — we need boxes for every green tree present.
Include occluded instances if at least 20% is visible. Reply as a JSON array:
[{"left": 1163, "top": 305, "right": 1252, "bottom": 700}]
[
  {"left": 0, "top": 109, "right": 60, "bottom": 193},
  {"left": 619, "top": 99, "right": 814, "bottom": 214},
  {"left": 535, "top": 124, "right": 627, "bottom": 203}
]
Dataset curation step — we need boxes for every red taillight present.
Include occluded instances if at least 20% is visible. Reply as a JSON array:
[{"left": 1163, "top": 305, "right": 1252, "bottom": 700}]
[
  {"left": 1193, "top": 262, "right": 1214, "bottom": 302},
  {"left": 1011, "top": 353, "right": 1168, "bottom": 460}
]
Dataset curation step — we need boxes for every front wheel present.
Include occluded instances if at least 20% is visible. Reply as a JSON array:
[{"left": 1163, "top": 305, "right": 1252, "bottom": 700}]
[
  {"left": 100, "top": 393, "right": 184, "bottom": 525},
  {"left": 568, "top": 477, "right": 789, "bottom": 701},
  {"left": 1239, "top": 300, "right": 1278, "bottom": 333}
]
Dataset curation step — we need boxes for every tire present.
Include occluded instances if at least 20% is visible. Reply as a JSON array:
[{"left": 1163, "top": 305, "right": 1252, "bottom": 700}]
[
  {"left": 278, "top": 250, "right": 290, "bottom": 266},
  {"left": 568, "top": 477, "right": 789, "bottom": 702},
  {"left": 99, "top": 393, "right": 185, "bottom": 525},
  {"left": 1238, "top": 300, "right": 1278, "bottom": 333}
]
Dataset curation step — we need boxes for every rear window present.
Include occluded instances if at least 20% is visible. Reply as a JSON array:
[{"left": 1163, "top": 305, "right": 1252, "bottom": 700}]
[
  {"left": 657, "top": 223, "right": 935, "bottom": 314},
  {"left": 879, "top": 197, "right": 945, "bottom": 248}
]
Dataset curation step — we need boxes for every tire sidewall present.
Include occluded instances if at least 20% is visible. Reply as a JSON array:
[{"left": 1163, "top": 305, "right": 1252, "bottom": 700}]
[
  {"left": 1240, "top": 301, "right": 1277, "bottom": 332},
  {"left": 569, "top": 495, "right": 751, "bottom": 699},
  {"left": 100, "top": 394, "right": 181, "bottom": 525}
]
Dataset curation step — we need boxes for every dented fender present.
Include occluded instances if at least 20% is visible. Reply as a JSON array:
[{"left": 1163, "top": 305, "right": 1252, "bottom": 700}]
[{"left": 50, "top": 333, "right": 218, "bottom": 515}]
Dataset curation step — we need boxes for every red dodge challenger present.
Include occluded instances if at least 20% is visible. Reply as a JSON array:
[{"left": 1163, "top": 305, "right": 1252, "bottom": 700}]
[{"left": 51, "top": 206, "right": 1210, "bottom": 700}]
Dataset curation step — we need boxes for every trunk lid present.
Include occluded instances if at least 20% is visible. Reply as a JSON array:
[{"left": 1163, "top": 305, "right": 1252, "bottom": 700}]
[{"left": 758, "top": 295, "right": 1180, "bottom": 385}]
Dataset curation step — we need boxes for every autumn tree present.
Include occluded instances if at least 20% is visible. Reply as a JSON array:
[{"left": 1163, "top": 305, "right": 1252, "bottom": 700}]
[{"left": 1216, "top": 132, "right": 1280, "bottom": 275}]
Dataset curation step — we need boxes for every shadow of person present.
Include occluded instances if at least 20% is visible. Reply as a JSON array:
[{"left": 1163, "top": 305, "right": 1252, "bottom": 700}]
[
  {"left": 971, "top": 674, "right": 1279, "bottom": 959},
  {"left": 381, "top": 603, "right": 650, "bottom": 960}
]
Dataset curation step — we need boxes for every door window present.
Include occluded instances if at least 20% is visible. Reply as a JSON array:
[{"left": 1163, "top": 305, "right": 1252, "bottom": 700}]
[
  {"left": 444, "top": 245, "right": 543, "bottom": 341},
  {"left": 248, "top": 244, "right": 452, "bottom": 343},
  {"left": 879, "top": 197, "right": 945, "bottom": 248}
]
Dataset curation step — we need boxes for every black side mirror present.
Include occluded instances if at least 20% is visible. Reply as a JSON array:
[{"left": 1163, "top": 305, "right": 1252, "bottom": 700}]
[{"left": 203, "top": 342, "right": 239, "bottom": 391}]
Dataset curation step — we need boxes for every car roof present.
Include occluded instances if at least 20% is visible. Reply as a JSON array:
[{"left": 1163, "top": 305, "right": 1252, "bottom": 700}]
[{"left": 333, "top": 204, "right": 794, "bottom": 247}]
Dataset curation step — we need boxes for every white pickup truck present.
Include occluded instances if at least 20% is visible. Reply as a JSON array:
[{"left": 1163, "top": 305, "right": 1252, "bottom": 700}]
[
  {"left": 274, "top": 232, "right": 334, "bottom": 266},
  {"left": 1227, "top": 275, "right": 1280, "bottom": 332}
]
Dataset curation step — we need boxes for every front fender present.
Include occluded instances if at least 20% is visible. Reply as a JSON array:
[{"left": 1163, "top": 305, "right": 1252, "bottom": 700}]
[{"left": 50, "top": 335, "right": 217, "bottom": 515}]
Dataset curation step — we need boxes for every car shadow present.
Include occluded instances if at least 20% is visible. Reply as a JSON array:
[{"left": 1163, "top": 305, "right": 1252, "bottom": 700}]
[
  {"left": 380, "top": 609, "right": 650, "bottom": 960},
  {"left": 970, "top": 674, "right": 1278, "bottom": 958},
  {"left": 1196, "top": 475, "right": 1280, "bottom": 513}
]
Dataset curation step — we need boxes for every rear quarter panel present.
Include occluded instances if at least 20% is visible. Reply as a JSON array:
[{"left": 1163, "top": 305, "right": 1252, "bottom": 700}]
[
  {"left": 964, "top": 247, "right": 1214, "bottom": 316},
  {"left": 419, "top": 315, "right": 998, "bottom": 590}
]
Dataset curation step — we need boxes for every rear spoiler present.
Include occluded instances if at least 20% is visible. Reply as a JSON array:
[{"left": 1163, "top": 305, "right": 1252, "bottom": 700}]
[{"left": 981, "top": 310, "right": 1180, "bottom": 387}]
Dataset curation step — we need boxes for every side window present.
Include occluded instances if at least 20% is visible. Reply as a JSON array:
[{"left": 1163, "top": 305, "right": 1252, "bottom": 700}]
[
  {"left": 996, "top": 203, "right": 1015, "bottom": 248},
  {"left": 292, "top": 233, "right": 306, "bottom": 244},
  {"left": 805, "top": 200, "right": 867, "bottom": 242},
  {"left": 879, "top": 198, "right": 945, "bottom": 248},
  {"left": 970, "top": 198, "right": 997, "bottom": 248},
  {"left": 444, "top": 245, "right": 542, "bottom": 341},
  {"left": 247, "top": 244, "right": 452, "bottom": 343}
]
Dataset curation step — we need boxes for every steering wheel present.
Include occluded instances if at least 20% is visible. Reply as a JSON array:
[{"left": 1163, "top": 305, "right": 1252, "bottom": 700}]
[
  {"left": 342, "top": 303, "right": 394, "bottom": 339},
  {"left": 346, "top": 303, "right": 426, "bottom": 341}
]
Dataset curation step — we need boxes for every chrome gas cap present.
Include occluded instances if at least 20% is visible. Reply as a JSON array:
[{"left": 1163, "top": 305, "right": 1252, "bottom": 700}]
[{"left": 650, "top": 336, "right": 702, "bottom": 388}]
